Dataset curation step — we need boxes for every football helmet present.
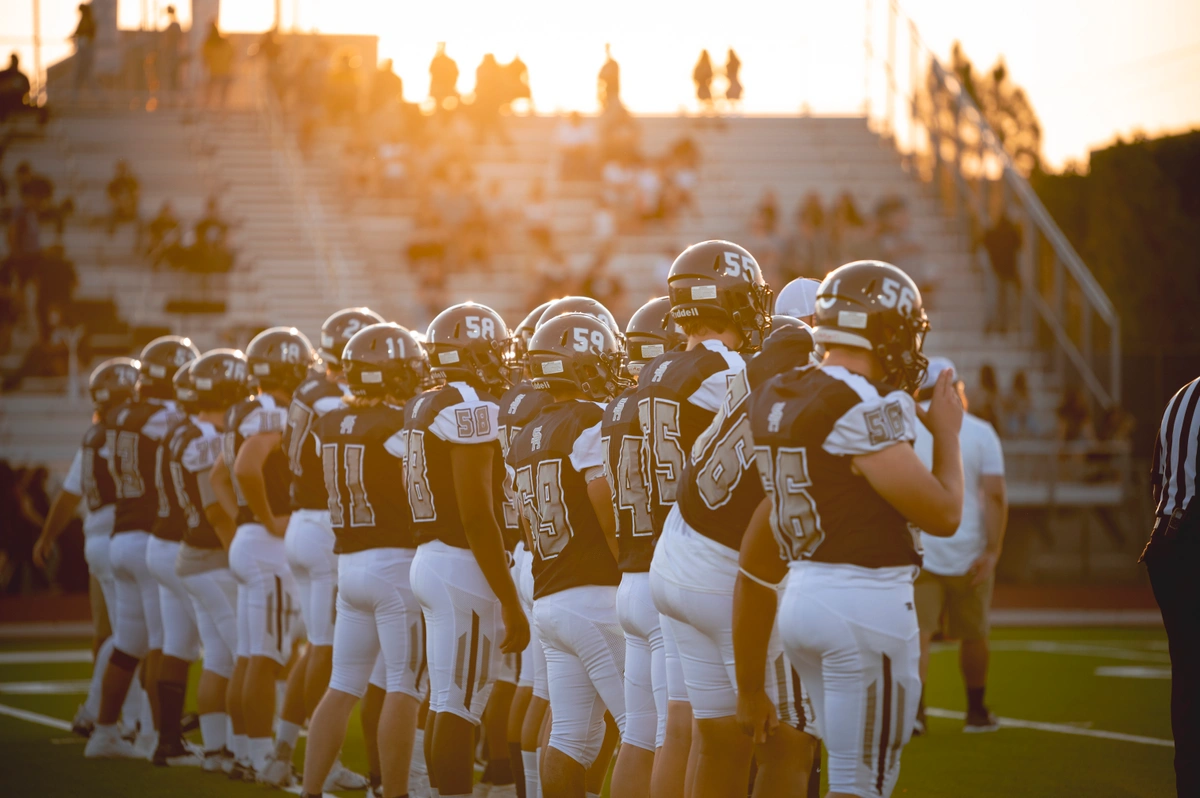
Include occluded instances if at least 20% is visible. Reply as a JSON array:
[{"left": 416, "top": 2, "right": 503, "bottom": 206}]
[
  {"left": 137, "top": 336, "right": 200, "bottom": 400},
  {"left": 625, "top": 296, "right": 684, "bottom": 376},
  {"left": 88, "top": 357, "right": 139, "bottom": 410},
  {"left": 246, "top": 327, "right": 316, "bottom": 394},
  {"left": 188, "top": 349, "right": 250, "bottom": 410},
  {"left": 812, "top": 260, "right": 930, "bottom": 392},
  {"left": 536, "top": 295, "right": 620, "bottom": 337},
  {"left": 173, "top": 361, "right": 198, "bottom": 412},
  {"left": 666, "top": 240, "right": 772, "bottom": 352},
  {"left": 319, "top": 307, "right": 385, "bottom": 368},
  {"left": 769, "top": 314, "right": 806, "bottom": 331},
  {"left": 342, "top": 323, "right": 429, "bottom": 401},
  {"left": 425, "top": 302, "right": 511, "bottom": 393},
  {"left": 527, "top": 313, "right": 625, "bottom": 402},
  {"left": 511, "top": 300, "right": 554, "bottom": 364},
  {"left": 775, "top": 277, "right": 822, "bottom": 322}
]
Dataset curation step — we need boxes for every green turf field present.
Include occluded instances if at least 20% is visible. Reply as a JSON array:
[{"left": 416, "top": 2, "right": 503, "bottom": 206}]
[{"left": 0, "top": 627, "right": 1174, "bottom": 797}]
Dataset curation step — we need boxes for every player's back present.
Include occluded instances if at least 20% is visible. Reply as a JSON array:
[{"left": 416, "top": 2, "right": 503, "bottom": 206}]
[
  {"left": 507, "top": 399, "right": 619, "bottom": 600},
  {"left": 601, "top": 385, "right": 653, "bottom": 572},
  {"left": 151, "top": 415, "right": 194, "bottom": 542},
  {"left": 223, "top": 394, "right": 290, "bottom": 527},
  {"left": 284, "top": 372, "right": 345, "bottom": 511},
  {"left": 498, "top": 380, "right": 554, "bottom": 545},
  {"left": 168, "top": 417, "right": 225, "bottom": 552},
  {"left": 80, "top": 420, "right": 118, "bottom": 514},
  {"left": 107, "top": 398, "right": 184, "bottom": 534},
  {"left": 750, "top": 364, "right": 921, "bottom": 568},
  {"left": 317, "top": 402, "right": 413, "bottom": 554},
  {"left": 637, "top": 340, "right": 746, "bottom": 537},
  {"left": 403, "top": 381, "right": 504, "bottom": 548}
]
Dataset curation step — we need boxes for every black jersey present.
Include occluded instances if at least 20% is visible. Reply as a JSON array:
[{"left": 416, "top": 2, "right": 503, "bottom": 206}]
[
  {"left": 507, "top": 400, "right": 620, "bottom": 600},
  {"left": 749, "top": 364, "right": 922, "bottom": 569},
  {"left": 80, "top": 421, "right": 118, "bottom": 512},
  {"left": 168, "top": 418, "right": 224, "bottom": 550},
  {"left": 601, "top": 386, "right": 654, "bottom": 572},
  {"left": 403, "top": 381, "right": 504, "bottom": 549},
  {"left": 151, "top": 416, "right": 193, "bottom": 542},
  {"left": 284, "top": 374, "right": 346, "bottom": 511},
  {"left": 107, "top": 399, "right": 185, "bottom": 535},
  {"left": 637, "top": 341, "right": 745, "bottom": 537},
  {"left": 223, "top": 394, "right": 290, "bottom": 527},
  {"left": 315, "top": 402, "right": 414, "bottom": 554},
  {"left": 498, "top": 381, "right": 554, "bottom": 545}
]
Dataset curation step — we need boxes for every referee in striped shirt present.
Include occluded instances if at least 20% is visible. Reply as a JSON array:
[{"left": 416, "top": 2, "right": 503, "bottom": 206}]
[{"left": 1144, "top": 375, "right": 1199, "bottom": 796}]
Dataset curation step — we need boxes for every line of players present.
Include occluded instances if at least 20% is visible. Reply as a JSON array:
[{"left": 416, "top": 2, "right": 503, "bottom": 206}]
[{"left": 48, "top": 237, "right": 964, "bottom": 798}]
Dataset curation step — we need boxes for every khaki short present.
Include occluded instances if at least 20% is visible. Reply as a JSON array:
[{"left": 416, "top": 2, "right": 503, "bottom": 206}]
[{"left": 914, "top": 568, "right": 994, "bottom": 641}]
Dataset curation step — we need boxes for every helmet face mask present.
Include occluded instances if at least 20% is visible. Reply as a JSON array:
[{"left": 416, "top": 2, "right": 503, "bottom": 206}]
[
  {"left": 527, "top": 313, "right": 627, "bottom": 402},
  {"left": 666, "top": 240, "right": 773, "bottom": 353}
]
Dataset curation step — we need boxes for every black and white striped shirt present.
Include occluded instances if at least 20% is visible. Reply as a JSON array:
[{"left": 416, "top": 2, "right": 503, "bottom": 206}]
[{"left": 1152, "top": 376, "right": 1200, "bottom": 520}]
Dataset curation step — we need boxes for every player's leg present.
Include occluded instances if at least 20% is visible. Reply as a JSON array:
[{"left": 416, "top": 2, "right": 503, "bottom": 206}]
[
  {"left": 483, "top": 677, "right": 518, "bottom": 795},
  {"left": 613, "top": 573, "right": 655, "bottom": 797},
  {"left": 746, "top": 653, "right": 815, "bottom": 797},
  {"left": 146, "top": 537, "right": 201, "bottom": 765},
  {"left": 137, "top": 536, "right": 166, "bottom": 756},
  {"left": 363, "top": 670, "right": 386, "bottom": 794},
  {"left": 78, "top": 530, "right": 116, "bottom": 734},
  {"left": 286, "top": 511, "right": 338, "bottom": 717},
  {"left": 261, "top": 643, "right": 309, "bottom": 785},
  {"left": 509, "top": 682, "right": 533, "bottom": 798},
  {"left": 585, "top": 713, "right": 619, "bottom": 797},
  {"left": 411, "top": 544, "right": 449, "bottom": 797},
  {"left": 537, "top": 617, "right": 597, "bottom": 796},
  {"left": 373, "top": 548, "right": 424, "bottom": 798},
  {"left": 650, "top": 617, "right": 692, "bottom": 798},
  {"left": 183, "top": 564, "right": 237, "bottom": 770}
]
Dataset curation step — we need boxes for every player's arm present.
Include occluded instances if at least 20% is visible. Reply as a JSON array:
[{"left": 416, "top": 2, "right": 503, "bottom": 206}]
[
  {"left": 234, "top": 431, "right": 288, "bottom": 537},
  {"left": 208, "top": 451, "right": 238, "bottom": 522},
  {"left": 854, "top": 370, "right": 964, "bottom": 536},
  {"left": 33, "top": 450, "right": 84, "bottom": 569},
  {"left": 586, "top": 469, "right": 619, "bottom": 562},
  {"left": 733, "top": 497, "right": 788, "bottom": 743},
  {"left": 451, "top": 442, "right": 530, "bottom": 654},
  {"left": 198, "top": 465, "right": 236, "bottom": 550}
]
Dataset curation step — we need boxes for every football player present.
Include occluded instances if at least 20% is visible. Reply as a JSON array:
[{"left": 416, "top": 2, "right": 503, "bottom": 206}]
[
  {"left": 33, "top": 358, "right": 139, "bottom": 737},
  {"left": 507, "top": 312, "right": 625, "bottom": 798},
  {"left": 659, "top": 319, "right": 818, "bottom": 798},
  {"left": 639, "top": 241, "right": 771, "bottom": 798},
  {"left": 170, "top": 349, "right": 250, "bottom": 772},
  {"left": 301, "top": 323, "right": 428, "bottom": 798},
  {"left": 602, "top": 296, "right": 682, "bottom": 798},
  {"left": 734, "top": 261, "right": 964, "bottom": 798},
  {"left": 405, "top": 303, "right": 530, "bottom": 798},
  {"left": 210, "top": 327, "right": 310, "bottom": 779},
  {"left": 84, "top": 336, "right": 198, "bottom": 760},
  {"left": 774, "top": 277, "right": 821, "bottom": 327},
  {"left": 143, "top": 363, "right": 206, "bottom": 766},
  {"left": 273, "top": 307, "right": 383, "bottom": 790}
]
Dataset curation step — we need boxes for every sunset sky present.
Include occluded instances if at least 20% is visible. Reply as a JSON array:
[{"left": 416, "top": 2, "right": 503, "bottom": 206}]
[{"left": 2, "top": 0, "right": 1198, "bottom": 168}]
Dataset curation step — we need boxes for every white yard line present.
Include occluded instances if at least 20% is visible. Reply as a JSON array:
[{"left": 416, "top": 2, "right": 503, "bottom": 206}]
[
  {"left": 0, "top": 702, "right": 72, "bottom": 732},
  {"left": 931, "top": 639, "right": 1170, "bottom": 663},
  {"left": 925, "top": 708, "right": 1173, "bottom": 747},
  {"left": 0, "top": 650, "right": 93, "bottom": 665},
  {"left": 0, "top": 680, "right": 91, "bottom": 695}
]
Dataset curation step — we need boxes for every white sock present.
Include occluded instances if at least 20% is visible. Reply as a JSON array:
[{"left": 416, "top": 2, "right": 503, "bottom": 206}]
[
  {"left": 199, "top": 712, "right": 227, "bottom": 753},
  {"left": 225, "top": 716, "right": 234, "bottom": 751},
  {"left": 276, "top": 719, "right": 301, "bottom": 750},
  {"left": 120, "top": 678, "right": 141, "bottom": 729},
  {"left": 274, "top": 680, "right": 286, "bottom": 719},
  {"left": 94, "top": 722, "right": 118, "bottom": 735},
  {"left": 248, "top": 736, "right": 274, "bottom": 772},
  {"left": 430, "top": 789, "right": 440, "bottom": 798},
  {"left": 411, "top": 728, "right": 428, "bottom": 776},
  {"left": 84, "top": 637, "right": 116, "bottom": 718},
  {"left": 232, "top": 732, "right": 248, "bottom": 761},
  {"left": 522, "top": 750, "right": 540, "bottom": 798},
  {"left": 587, "top": 794, "right": 601, "bottom": 798}
]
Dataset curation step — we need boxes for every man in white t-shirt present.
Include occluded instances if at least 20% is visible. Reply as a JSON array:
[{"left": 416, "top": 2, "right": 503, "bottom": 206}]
[{"left": 913, "top": 357, "right": 1008, "bottom": 734}]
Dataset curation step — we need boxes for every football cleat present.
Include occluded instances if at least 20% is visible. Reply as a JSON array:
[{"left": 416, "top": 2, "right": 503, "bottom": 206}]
[
  {"left": 133, "top": 729, "right": 158, "bottom": 760},
  {"left": 324, "top": 759, "right": 371, "bottom": 791},
  {"left": 964, "top": 708, "right": 1001, "bottom": 733},
  {"left": 257, "top": 740, "right": 297, "bottom": 787},
  {"left": 83, "top": 725, "right": 139, "bottom": 759},
  {"left": 201, "top": 747, "right": 234, "bottom": 774},
  {"left": 70, "top": 704, "right": 95, "bottom": 738},
  {"left": 152, "top": 737, "right": 203, "bottom": 767},
  {"left": 227, "top": 759, "right": 256, "bottom": 782}
]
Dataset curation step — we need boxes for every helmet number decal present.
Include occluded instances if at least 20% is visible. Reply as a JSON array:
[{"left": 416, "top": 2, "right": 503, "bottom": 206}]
[
  {"left": 465, "top": 315, "right": 497, "bottom": 339},
  {"left": 279, "top": 342, "right": 303, "bottom": 363},
  {"left": 723, "top": 251, "right": 757, "bottom": 283},
  {"left": 343, "top": 318, "right": 362, "bottom": 338},
  {"left": 878, "top": 278, "right": 916, "bottom": 315},
  {"left": 572, "top": 328, "right": 606, "bottom": 352}
]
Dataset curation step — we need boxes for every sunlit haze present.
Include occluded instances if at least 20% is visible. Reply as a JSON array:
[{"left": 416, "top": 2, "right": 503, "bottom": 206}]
[{"left": 3, "top": 0, "right": 1199, "bottom": 167}]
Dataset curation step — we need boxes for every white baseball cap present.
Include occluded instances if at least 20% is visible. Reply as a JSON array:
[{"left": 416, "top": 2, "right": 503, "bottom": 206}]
[
  {"left": 775, "top": 278, "right": 821, "bottom": 319},
  {"left": 920, "top": 356, "right": 957, "bottom": 391}
]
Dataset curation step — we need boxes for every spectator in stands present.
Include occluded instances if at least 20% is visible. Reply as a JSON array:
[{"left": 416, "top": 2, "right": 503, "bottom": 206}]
[
  {"left": 829, "top": 191, "right": 869, "bottom": 263},
  {"left": 159, "top": 6, "right": 184, "bottom": 92},
  {"left": 524, "top": 178, "right": 553, "bottom": 254},
  {"left": 105, "top": 160, "right": 139, "bottom": 237},
  {"left": 143, "top": 201, "right": 180, "bottom": 265},
  {"left": 781, "top": 192, "right": 828, "bottom": 281},
  {"left": 634, "top": 158, "right": 664, "bottom": 223},
  {"left": 408, "top": 206, "right": 448, "bottom": 318},
  {"left": 369, "top": 59, "right": 404, "bottom": 116},
  {"left": 980, "top": 209, "right": 1023, "bottom": 334},
  {"left": 874, "top": 194, "right": 933, "bottom": 295},
  {"left": 601, "top": 156, "right": 634, "bottom": 215},
  {"left": 72, "top": 3, "right": 97, "bottom": 94},
  {"left": 598, "top": 44, "right": 621, "bottom": 110},
  {"left": 254, "top": 26, "right": 285, "bottom": 102},
  {"left": 665, "top": 136, "right": 700, "bottom": 216},
  {"left": 744, "top": 213, "right": 781, "bottom": 286},
  {"left": 1002, "top": 370, "right": 1037, "bottom": 438},
  {"left": 971, "top": 364, "right": 1004, "bottom": 433},
  {"left": 193, "top": 196, "right": 232, "bottom": 272},
  {"left": 723, "top": 48, "right": 742, "bottom": 108},
  {"left": 202, "top": 22, "right": 234, "bottom": 109},
  {"left": 556, "top": 112, "right": 598, "bottom": 181},
  {"left": 428, "top": 43, "right": 459, "bottom": 111},
  {"left": 503, "top": 55, "right": 531, "bottom": 110},
  {"left": 0, "top": 54, "right": 46, "bottom": 125},
  {"left": 326, "top": 53, "right": 360, "bottom": 124},
  {"left": 693, "top": 50, "right": 715, "bottom": 112},
  {"left": 472, "top": 53, "right": 509, "bottom": 144},
  {"left": 4, "top": 179, "right": 43, "bottom": 318},
  {"left": 35, "top": 245, "right": 76, "bottom": 341},
  {"left": 378, "top": 135, "right": 410, "bottom": 197},
  {"left": 756, "top": 189, "right": 779, "bottom": 235},
  {"left": 1055, "top": 385, "right": 1095, "bottom": 444}
]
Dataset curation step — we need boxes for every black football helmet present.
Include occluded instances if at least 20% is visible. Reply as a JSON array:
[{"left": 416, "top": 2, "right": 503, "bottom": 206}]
[
  {"left": 319, "top": 307, "right": 386, "bottom": 368},
  {"left": 511, "top": 300, "right": 554, "bottom": 364},
  {"left": 246, "top": 327, "right": 316, "bottom": 393},
  {"left": 527, "top": 313, "right": 625, "bottom": 402},
  {"left": 813, "top": 260, "right": 930, "bottom": 392},
  {"left": 746, "top": 321, "right": 817, "bottom": 388},
  {"left": 137, "top": 336, "right": 200, "bottom": 400},
  {"left": 769, "top": 314, "right": 805, "bottom": 331},
  {"left": 342, "top": 323, "right": 429, "bottom": 401},
  {"left": 536, "top": 295, "right": 621, "bottom": 338},
  {"left": 625, "top": 296, "right": 685, "bottom": 377},
  {"left": 88, "top": 357, "right": 139, "bottom": 410},
  {"left": 425, "top": 303, "right": 511, "bottom": 393},
  {"left": 666, "top": 240, "right": 772, "bottom": 352},
  {"left": 173, "top": 361, "right": 198, "bottom": 412},
  {"left": 189, "top": 349, "right": 250, "bottom": 410}
]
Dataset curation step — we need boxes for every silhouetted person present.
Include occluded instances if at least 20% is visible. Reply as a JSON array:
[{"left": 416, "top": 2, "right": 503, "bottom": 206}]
[
  {"left": 370, "top": 59, "right": 404, "bottom": 115},
  {"left": 160, "top": 6, "right": 183, "bottom": 91},
  {"left": 0, "top": 54, "right": 42, "bottom": 124},
  {"left": 598, "top": 43, "right": 620, "bottom": 110},
  {"left": 105, "top": 161, "right": 139, "bottom": 237},
  {"left": 429, "top": 42, "right": 459, "bottom": 110},
  {"left": 194, "top": 197, "right": 232, "bottom": 272},
  {"left": 72, "top": 3, "right": 97, "bottom": 93},
  {"left": 693, "top": 50, "right": 714, "bottom": 109},
  {"left": 473, "top": 53, "right": 508, "bottom": 143},
  {"left": 981, "top": 210, "right": 1022, "bottom": 334},
  {"left": 202, "top": 22, "right": 234, "bottom": 108},
  {"left": 724, "top": 48, "right": 742, "bottom": 104},
  {"left": 255, "top": 26, "right": 284, "bottom": 101},
  {"left": 504, "top": 54, "right": 531, "bottom": 108},
  {"left": 325, "top": 53, "right": 358, "bottom": 124}
]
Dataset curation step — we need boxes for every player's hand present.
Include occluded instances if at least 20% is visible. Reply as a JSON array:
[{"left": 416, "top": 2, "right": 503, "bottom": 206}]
[
  {"left": 919, "top": 368, "right": 963, "bottom": 440},
  {"left": 968, "top": 550, "right": 999, "bottom": 587},
  {"left": 736, "top": 688, "right": 779, "bottom": 745},
  {"left": 499, "top": 601, "right": 530, "bottom": 655},
  {"left": 271, "top": 514, "right": 291, "bottom": 538},
  {"left": 32, "top": 535, "right": 54, "bottom": 570}
]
